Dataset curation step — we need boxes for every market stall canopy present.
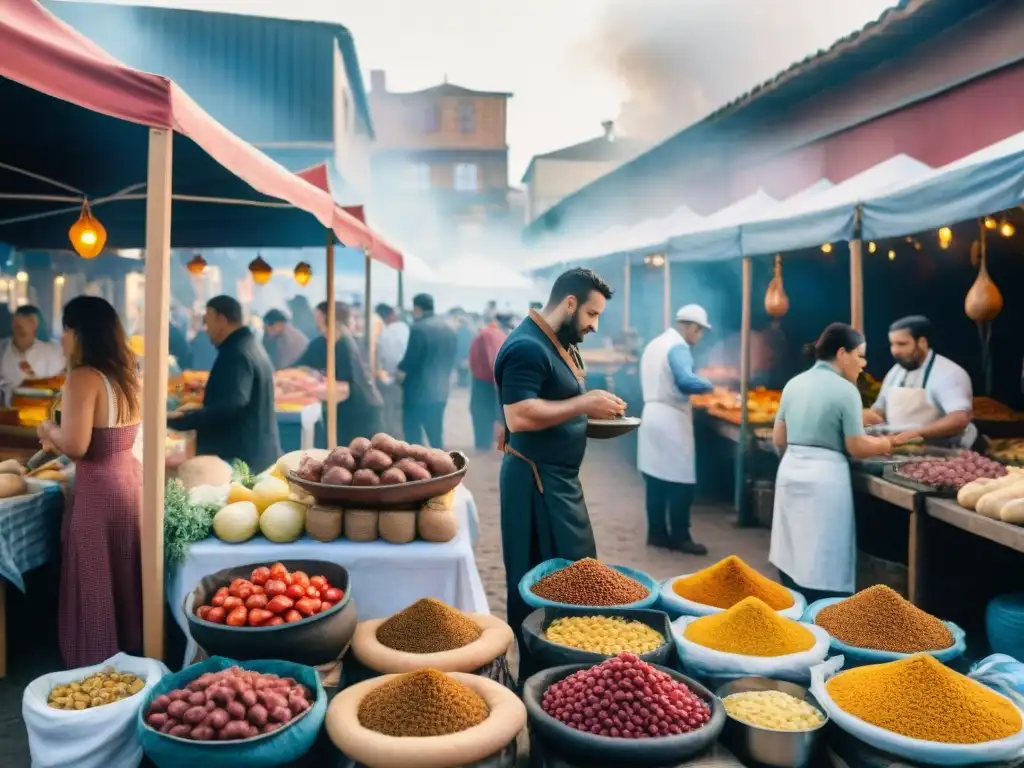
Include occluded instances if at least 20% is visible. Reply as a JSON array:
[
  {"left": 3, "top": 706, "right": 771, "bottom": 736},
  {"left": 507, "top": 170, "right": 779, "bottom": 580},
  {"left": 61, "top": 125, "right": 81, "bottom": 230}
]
[
  {"left": 0, "top": 0, "right": 403, "bottom": 269},
  {"left": 618, "top": 204, "right": 706, "bottom": 257},
  {"left": 667, "top": 189, "right": 782, "bottom": 262},
  {"left": 861, "top": 131, "right": 1024, "bottom": 241},
  {"left": 740, "top": 154, "right": 932, "bottom": 256}
]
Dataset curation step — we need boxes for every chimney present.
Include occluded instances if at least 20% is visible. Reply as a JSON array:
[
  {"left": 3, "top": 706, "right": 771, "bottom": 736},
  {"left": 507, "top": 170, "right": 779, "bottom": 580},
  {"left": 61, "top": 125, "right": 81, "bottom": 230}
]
[
  {"left": 601, "top": 120, "right": 615, "bottom": 141},
  {"left": 370, "top": 69, "right": 387, "bottom": 93}
]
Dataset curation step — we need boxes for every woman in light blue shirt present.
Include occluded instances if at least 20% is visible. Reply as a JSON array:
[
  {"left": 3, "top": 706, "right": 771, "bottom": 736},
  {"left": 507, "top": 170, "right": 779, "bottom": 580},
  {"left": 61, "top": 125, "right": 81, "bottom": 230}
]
[{"left": 770, "top": 323, "right": 916, "bottom": 602}]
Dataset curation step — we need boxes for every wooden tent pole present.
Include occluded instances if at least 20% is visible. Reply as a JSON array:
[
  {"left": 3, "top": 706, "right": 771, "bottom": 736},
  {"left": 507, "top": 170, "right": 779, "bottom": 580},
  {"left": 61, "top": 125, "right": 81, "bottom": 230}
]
[
  {"left": 397, "top": 270, "right": 405, "bottom": 312},
  {"left": 325, "top": 232, "right": 337, "bottom": 449},
  {"left": 364, "top": 250, "right": 374, "bottom": 370},
  {"left": 141, "top": 127, "right": 173, "bottom": 661},
  {"left": 850, "top": 207, "right": 865, "bottom": 333},
  {"left": 735, "top": 255, "right": 753, "bottom": 525}
]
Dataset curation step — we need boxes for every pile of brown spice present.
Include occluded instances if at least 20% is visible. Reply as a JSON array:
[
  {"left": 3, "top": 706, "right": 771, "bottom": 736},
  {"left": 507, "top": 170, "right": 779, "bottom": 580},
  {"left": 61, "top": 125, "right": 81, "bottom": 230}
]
[
  {"left": 530, "top": 558, "right": 650, "bottom": 606},
  {"left": 826, "top": 654, "right": 1022, "bottom": 744},
  {"left": 376, "top": 598, "right": 482, "bottom": 654},
  {"left": 815, "top": 585, "right": 953, "bottom": 653},
  {"left": 672, "top": 555, "right": 794, "bottom": 611},
  {"left": 684, "top": 597, "right": 815, "bottom": 657},
  {"left": 357, "top": 669, "right": 490, "bottom": 737}
]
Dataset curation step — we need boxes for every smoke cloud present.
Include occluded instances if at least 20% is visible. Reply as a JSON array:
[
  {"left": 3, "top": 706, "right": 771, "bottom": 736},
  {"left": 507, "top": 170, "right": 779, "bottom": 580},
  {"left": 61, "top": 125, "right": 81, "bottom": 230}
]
[{"left": 584, "top": 0, "right": 897, "bottom": 143}]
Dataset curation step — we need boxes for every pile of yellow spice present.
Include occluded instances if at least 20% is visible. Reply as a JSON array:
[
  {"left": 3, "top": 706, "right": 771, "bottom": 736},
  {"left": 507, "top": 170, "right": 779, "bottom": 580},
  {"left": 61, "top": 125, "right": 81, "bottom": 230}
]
[
  {"left": 672, "top": 555, "right": 795, "bottom": 611},
  {"left": 683, "top": 597, "right": 815, "bottom": 657}
]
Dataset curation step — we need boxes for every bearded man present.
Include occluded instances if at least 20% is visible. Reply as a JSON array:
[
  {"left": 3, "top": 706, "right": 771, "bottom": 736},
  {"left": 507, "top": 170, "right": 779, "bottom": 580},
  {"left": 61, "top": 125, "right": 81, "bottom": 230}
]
[{"left": 493, "top": 267, "right": 625, "bottom": 682}]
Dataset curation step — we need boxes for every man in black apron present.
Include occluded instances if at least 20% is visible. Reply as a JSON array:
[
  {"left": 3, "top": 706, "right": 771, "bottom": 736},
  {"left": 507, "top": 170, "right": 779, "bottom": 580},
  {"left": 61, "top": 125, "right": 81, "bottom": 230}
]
[{"left": 493, "top": 268, "right": 626, "bottom": 683}]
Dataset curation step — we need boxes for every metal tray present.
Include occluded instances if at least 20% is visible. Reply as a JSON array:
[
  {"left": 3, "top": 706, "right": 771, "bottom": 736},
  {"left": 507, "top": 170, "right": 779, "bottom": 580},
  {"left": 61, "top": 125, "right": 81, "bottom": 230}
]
[
  {"left": 881, "top": 465, "right": 959, "bottom": 498},
  {"left": 852, "top": 446, "right": 963, "bottom": 477}
]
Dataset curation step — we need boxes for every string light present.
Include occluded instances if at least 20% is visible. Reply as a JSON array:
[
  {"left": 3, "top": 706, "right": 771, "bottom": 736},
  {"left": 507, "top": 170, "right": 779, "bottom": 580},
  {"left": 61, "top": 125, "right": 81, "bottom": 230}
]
[
  {"left": 888, "top": 250, "right": 896, "bottom": 261},
  {"left": 984, "top": 216, "right": 998, "bottom": 230},
  {"left": 645, "top": 253, "right": 666, "bottom": 268},
  {"left": 820, "top": 243, "right": 832, "bottom": 254},
  {"left": 868, "top": 241, "right": 877, "bottom": 254},
  {"left": 186, "top": 254, "right": 208, "bottom": 275},
  {"left": 938, "top": 227, "right": 953, "bottom": 249},
  {"left": 294, "top": 262, "right": 313, "bottom": 286},
  {"left": 16, "top": 271, "right": 28, "bottom": 283},
  {"left": 999, "top": 221, "right": 1015, "bottom": 238},
  {"left": 55, "top": 275, "right": 65, "bottom": 286},
  {"left": 248, "top": 255, "right": 272, "bottom": 285}
]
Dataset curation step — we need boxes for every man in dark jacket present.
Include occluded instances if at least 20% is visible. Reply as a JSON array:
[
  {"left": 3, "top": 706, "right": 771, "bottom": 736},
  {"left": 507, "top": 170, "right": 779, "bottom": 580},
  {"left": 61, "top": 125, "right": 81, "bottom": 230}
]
[
  {"left": 168, "top": 295, "right": 281, "bottom": 472},
  {"left": 399, "top": 293, "right": 457, "bottom": 448}
]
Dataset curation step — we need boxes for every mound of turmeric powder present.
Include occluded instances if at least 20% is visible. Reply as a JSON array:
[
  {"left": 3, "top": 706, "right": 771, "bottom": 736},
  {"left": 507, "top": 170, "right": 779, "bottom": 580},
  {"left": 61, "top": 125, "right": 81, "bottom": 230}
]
[
  {"left": 683, "top": 597, "right": 815, "bottom": 656},
  {"left": 826, "top": 654, "right": 1022, "bottom": 744},
  {"left": 672, "top": 555, "right": 795, "bottom": 611}
]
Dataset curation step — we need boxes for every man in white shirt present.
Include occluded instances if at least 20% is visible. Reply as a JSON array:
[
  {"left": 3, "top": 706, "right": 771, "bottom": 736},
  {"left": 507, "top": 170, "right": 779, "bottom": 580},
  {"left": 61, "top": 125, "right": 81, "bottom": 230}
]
[
  {"left": 0, "top": 305, "right": 65, "bottom": 388},
  {"left": 865, "top": 315, "right": 975, "bottom": 448},
  {"left": 375, "top": 303, "right": 410, "bottom": 437}
]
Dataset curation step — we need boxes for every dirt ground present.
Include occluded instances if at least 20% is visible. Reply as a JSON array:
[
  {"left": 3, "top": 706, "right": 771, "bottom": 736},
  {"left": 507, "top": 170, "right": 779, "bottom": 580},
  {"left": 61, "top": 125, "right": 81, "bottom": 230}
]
[{"left": 0, "top": 387, "right": 774, "bottom": 766}]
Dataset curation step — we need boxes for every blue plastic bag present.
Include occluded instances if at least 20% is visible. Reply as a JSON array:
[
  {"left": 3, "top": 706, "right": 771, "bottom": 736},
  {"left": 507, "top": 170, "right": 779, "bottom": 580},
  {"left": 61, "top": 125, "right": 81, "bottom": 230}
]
[
  {"left": 137, "top": 656, "right": 326, "bottom": 768},
  {"left": 518, "top": 558, "right": 660, "bottom": 611},
  {"left": 970, "top": 654, "right": 1024, "bottom": 709},
  {"left": 803, "top": 598, "right": 966, "bottom": 665},
  {"left": 986, "top": 593, "right": 1024, "bottom": 660}
]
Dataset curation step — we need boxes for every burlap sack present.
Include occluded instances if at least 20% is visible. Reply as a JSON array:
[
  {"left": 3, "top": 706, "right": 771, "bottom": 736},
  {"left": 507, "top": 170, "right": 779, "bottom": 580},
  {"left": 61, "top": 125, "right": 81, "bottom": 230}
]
[
  {"left": 379, "top": 510, "right": 417, "bottom": 544},
  {"left": 344, "top": 509, "right": 379, "bottom": 542},
  {"left": 306, "top": 503, "right": 344, "bottom": 542},
  {"left": 417, "top": 507, "right": 459, "bottom": 542}
]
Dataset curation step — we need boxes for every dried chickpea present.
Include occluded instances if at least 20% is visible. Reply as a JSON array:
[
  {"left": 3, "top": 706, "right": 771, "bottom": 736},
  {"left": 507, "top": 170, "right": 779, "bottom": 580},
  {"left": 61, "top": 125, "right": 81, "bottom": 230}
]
[
  {"left": 47, "top": 667, "right": 145, "bottom": 710},
  {"left": 723, "top": 690, "right": 825, "bottom": 732},
  {"left": 544, "top": 615, "right": 665, "bottom": 655}
]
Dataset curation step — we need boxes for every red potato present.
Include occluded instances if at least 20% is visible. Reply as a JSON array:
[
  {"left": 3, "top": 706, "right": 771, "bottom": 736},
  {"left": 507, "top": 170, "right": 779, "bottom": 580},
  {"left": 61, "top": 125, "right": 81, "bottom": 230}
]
[
  {"left": 211, "top": 587, "right": 229, "bottom": 607},
  {"left": 226, "top": 701, "right": 246, "bottom": 721},
  {"left": 167, "top": 700, "right": 189, "bottom": 719},
  {"left": 206, "top": 707, "right": 231, "bottom": 730},
  {"left": 222, "top": 596, "right": 243, "bottom": 610},
  {"left": 147, "top": 712, "right": 169, "bottom": 729},
  {"left": 266, "top": 596, "right": 293, "bottom": 615},
  {"left": 209, "top": 686, "right": 236, "bottom": 707},
  {"left": 269, "top": 706, "right": 292, "bottom": 724},
  {"left": 288, "top": 694, "right": 309, "bottom": 714},
  {"left": 205, "top": 700, "right": 217, "bottom": 712},
  {"left": 267, "top": 616, "right": 285, "bottom": 626},
  {"left": 196, "top": 605, "right": 211, "bottom": 620},
  {"left": 250, "top": 584, "right": 265, "bottom": 596},
  {"left": 263, "top": 723, "right": 282, "bottom": 734},
  {"left": 218, "top": 721, "right": 251, "bottom": 740},
  {"left": 247, "top": 704, "right": 269, "bottom": 726},
  {"left": 149, "top": 695, "right": 171, "bottom": 713},
  {"left": 188, "top": 691, "right": 206, "bottom": 706},
  {"left": 264, "top": 579, "right": 288, "bottom": 597},
  {"left": 169, "top": 690, "right": 191, "bottom": 702},
  {"left": 159, "top": 720, "right": 177, "bottom": 735},
  {"left": 226, "top": 606, "right": 248, "bottom": 627},
  {"left": 190, "top": 725, "right": 216, "bottom": 741},
  {"left": 169, "top": 724, "right": 193, "bottom": 739},
  {"left": 323, "top": 587, "right": 344, "bottom": 604},
  {"left": 286, "top": 584, "right": 305, "bottom": 600},
  {"left": 245, "top": 594, "right": 269, "bottom": 610},
  {"left": 269, "top": 562, "right": 288, "bottom": 579},
  {"left": 259, "top": 691, "right": 288, "bottom": 711},
  {"left": 240, "top": 689, "right": 258, "bottom": 708},
  {"left": 289, "top": 571, "right": 310, "bottom": 587},
  {"left": 284, "top": 609, "right": 303, "bottom": 623},
  {"left": 183, "top": 706, "right": 208, "bottom": 725},
  {"left": 248, "top": 609, "right": 273, "bottom": 626},
  {"left": 309, "top": 575, "right": 328, "bottom": 592},
  {"left": 250, "top": 566, "right": 271, "bottom": 585},
  {"left": 205, "top": 607, "right": 226, "bottom": 624}
]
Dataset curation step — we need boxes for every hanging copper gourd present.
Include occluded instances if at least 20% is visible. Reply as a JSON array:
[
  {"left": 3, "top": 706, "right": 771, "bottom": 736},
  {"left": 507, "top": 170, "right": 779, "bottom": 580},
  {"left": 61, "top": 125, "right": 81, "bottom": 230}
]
[
  {"left": 248, "top": 255, "right": 272, "bottom": 285},
  {"left": 965, "top": 224, "right": 1002, "bottom": 322},
  {"left": 293, "top": 261, "right": 312, "bottom": 286},
  {"left": 186, "top": 253, "right": 208, "bottom": 275},
  {"left": 764, "top": 254, "right": 789, "bottom": 318}
]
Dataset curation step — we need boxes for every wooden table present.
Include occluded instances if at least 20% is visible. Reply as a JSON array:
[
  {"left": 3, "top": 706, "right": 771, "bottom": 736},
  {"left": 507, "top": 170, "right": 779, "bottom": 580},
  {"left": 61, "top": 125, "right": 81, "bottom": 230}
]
[{"left": 924, "top": 497, "right": 1024, "bottom": 554}]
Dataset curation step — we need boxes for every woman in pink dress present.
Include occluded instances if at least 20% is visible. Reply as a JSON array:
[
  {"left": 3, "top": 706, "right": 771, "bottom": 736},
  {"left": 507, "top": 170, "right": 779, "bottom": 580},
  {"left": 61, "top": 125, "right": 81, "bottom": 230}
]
[{"left": 38, "top": 296, "right": 143, "bottom": 668}]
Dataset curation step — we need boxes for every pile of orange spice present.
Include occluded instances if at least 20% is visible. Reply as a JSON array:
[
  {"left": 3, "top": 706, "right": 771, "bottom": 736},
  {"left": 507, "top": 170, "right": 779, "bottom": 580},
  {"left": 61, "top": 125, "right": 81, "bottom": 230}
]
[{"left": 672, "top": 556, "right": 794, "bottom": 611}]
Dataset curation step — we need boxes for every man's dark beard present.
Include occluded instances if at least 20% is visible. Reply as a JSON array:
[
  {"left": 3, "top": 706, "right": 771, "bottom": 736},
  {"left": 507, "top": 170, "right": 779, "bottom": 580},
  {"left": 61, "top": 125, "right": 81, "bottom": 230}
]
[
  {"left": 556, "top": 313, "right": 584, "bottom": 347},
  {"left": 898, "top": 353, "right": 925, "bottom": 371}
]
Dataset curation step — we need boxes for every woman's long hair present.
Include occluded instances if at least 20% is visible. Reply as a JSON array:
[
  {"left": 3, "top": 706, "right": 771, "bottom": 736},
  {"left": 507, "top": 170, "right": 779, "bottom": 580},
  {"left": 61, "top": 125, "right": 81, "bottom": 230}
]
[{"left": 63, "top": 296, "right": 141, "bottom": 421}]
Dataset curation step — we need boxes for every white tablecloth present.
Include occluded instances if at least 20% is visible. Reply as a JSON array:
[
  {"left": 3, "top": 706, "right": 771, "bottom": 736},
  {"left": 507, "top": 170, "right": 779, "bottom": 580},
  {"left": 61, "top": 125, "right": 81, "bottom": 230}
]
[{"left": 166, "top": 484, "right": 489, "bottom": 665}]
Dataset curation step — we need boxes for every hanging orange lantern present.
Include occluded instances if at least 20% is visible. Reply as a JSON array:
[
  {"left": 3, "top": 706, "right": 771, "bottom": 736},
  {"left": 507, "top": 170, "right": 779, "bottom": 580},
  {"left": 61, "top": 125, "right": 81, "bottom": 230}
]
[
  {"left": 294, "top": 261, "right": 312, "bottom": 286},
  {"left": 764, "top": 254, "right": 789, "bottom": 319},
  {"left": 68, "top": 200, "right": 107, "bottom": 259},
  {"left": 186, "top": 253, "right": 208, "bottom": 275},
  {"left": 248, "top": 255, "right": 272, "bottom": 285}
]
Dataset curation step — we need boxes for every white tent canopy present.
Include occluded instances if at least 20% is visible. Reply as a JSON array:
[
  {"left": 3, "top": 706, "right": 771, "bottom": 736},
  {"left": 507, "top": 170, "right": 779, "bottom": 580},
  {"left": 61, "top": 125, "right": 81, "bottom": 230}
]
[
  {"left": 740, "top": 154, "right": 933, "bottom": 256},
  {"left": 862, "top": 130, "right": 1024, "bottom": 240},
  {"left": 617, "top": 204, "right": 705, "bottom": 255},
  {"left": 665, "top": 189, "right": 782, "bottom": 262}
]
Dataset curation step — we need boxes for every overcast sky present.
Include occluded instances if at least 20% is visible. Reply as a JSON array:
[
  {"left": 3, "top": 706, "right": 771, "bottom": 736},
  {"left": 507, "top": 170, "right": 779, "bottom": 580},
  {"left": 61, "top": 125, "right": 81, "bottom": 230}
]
[{"left": 61, "top": 0, "right": 898, "bottom": 183}]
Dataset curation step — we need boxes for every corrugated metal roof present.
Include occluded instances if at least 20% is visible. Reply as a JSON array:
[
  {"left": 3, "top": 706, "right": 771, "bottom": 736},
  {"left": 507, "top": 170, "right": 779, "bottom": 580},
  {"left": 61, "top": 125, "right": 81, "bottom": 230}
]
[
  {"left": 42, "top": 1, "right": 373, "bottom": 143},
  {"left": 524, "top": 0, "right": 1010, "bottom": 238},
  {"left": 391, "top": 82, "right": 513, "bottom": 99}
]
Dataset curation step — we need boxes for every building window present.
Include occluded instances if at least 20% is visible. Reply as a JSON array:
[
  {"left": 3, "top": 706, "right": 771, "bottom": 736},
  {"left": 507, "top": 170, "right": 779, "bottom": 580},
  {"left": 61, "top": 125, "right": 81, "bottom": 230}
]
[
  {"left": 453, "top": 163, "right": 479, "bottom": 191},
  {"left": 423, "top": 104, "right": 440, "bottom": 133},
  {"left": 458, "top": 102, "right": 475, "bottom": 134},
  {"left": 410, "top": 163, "right": 431, "bottom": 191}
]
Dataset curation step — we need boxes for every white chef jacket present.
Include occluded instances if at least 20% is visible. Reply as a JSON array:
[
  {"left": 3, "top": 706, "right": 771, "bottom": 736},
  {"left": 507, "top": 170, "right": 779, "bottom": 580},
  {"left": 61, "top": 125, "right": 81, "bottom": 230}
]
[
  {"left": 637, "top": 328, "right": 713, "bottom": 484},
  {"left": 0, "top": 338, "right": 65, "bottom": 388}
]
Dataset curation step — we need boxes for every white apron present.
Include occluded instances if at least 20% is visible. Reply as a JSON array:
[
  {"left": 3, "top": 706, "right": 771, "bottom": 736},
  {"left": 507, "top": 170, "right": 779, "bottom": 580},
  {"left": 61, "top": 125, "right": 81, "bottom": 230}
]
[
  {"left": 885, "top": 354, "right": 976, "bottom": 448},
  {"left": 769, "top": 445, "right": 855, "bottom": 593},
  {"left": 637, "top": 329, "right": 696, "bottom": 484}
]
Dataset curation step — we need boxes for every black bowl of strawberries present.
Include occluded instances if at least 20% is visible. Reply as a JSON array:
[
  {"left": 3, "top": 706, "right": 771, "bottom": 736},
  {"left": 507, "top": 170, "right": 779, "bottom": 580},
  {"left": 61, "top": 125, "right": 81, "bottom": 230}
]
[{"left": 184, "top": 560, "right": 358, "bottom": 666}]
